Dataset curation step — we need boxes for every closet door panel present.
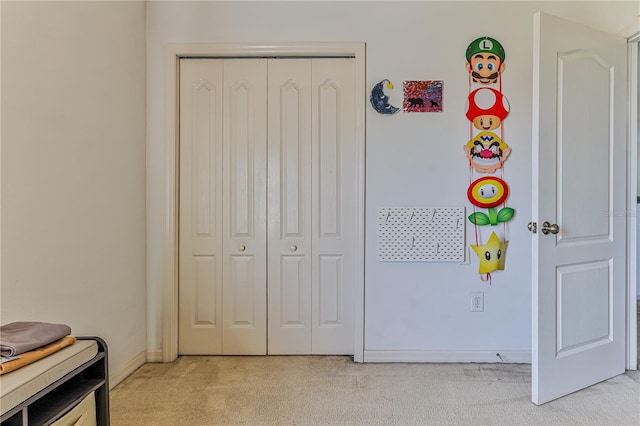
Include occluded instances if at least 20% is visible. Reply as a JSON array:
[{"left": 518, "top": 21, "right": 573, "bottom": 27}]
[
  {"left": 222, "top": 59, "right": 268, "bottom": 355},
  {"left": 178, "top": 59, "right": 224, "bottom": 354},
  {"left": 311, "top": 58, "right": 356, "bottom": 355},
  {"left": 180, "top": 57, "right": 357, "bottom": 356},
  {"left": 267, "top": 59, "right": 313, "bottom": 354}
]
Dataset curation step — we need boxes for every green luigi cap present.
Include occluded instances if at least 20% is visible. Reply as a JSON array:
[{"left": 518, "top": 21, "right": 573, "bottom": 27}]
[{"left": 466, "top": 37, "right": 505, "bottom": 62}]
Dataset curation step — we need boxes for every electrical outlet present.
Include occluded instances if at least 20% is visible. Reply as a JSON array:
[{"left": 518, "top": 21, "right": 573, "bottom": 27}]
[{"left": 471, "top": 292, "right": 484, "bottom": 312}]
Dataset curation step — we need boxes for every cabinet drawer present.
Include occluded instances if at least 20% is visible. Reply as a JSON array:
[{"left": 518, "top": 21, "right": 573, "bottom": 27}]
[{"left": 50, "top": 392, "right": 96, "bottom": 426}]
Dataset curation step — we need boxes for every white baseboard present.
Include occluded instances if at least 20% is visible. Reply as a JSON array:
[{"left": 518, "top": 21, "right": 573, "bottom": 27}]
[
  {"left": 109, "top": 350, "right": 147, "bottom": 390},
  {"left": 364, "top": 350, "right": 531, "bottom": 364},
  {"left": 146, "top": 349, "right": 163, "bottom": 363}
]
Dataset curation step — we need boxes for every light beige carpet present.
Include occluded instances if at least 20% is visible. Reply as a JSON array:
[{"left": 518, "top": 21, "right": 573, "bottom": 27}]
[{"left": 110, "top": 356, "right": 640, "bottom": 425}]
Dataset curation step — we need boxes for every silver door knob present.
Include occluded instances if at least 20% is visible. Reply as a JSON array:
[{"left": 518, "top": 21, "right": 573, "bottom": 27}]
[
  {"left": 238, "top": 245, "right": 246, "bottom": 252},
  {"left": 541, "top": 221, "right": 560, "bottom": 235},
  {"left": 528, "top": 222, "right": 537, "bottom": 234},
  {"left": 290, "top": 245, "right": 298, "bottom": 252}
]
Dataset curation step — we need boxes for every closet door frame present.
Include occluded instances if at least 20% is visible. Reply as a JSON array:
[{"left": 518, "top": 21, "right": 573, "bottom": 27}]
[{"left": 162, "top": 42, "right": 366, "bottom": 362}]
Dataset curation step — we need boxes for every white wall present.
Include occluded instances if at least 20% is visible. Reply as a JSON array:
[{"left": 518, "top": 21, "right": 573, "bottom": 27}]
[
  {"left": 146, "top": 1, "right": 639, "bottom": 360},
  {"left": 638, "top": 43, "right": 640, "bottom": 300},
  {"left": 1, "top": 1, "right": 147, "bottom": 381}
]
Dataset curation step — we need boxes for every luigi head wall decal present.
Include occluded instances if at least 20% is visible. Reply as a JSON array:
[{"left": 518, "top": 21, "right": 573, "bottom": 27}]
[
  {"left": 465, "top": 36, "right": 506, "bottom": 84},
  {"left": 465, "top": 87, "right": 510, "bottom": 131},
  {"left": 470, "top": 232, "right": 508, "bottom": 274}
]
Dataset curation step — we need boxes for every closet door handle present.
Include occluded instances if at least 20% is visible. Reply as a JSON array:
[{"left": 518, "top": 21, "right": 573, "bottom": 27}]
[
  {"left": 290, "top": 245, "right": 298, "bottom": 252},
  {"left": 238, "top": 245, "right": 246, "bottom": 252}
]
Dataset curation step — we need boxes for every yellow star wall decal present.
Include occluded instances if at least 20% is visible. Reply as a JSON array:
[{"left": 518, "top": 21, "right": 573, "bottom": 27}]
[{"left": 470, "top": 232, "right": 508, "bottom": 274}]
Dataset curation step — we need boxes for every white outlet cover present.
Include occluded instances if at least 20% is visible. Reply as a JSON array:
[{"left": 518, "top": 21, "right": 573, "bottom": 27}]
[{"left": 471, "top": 292, "right": 484, "bottom": 312}]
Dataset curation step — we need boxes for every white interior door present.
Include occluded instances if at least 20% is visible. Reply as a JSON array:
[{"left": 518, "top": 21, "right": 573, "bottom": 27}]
[
  {"left": 221, "top": 59, "right": 268, "bottom": 355},
  {"left": 178, "top": 58, "right": 268, "bottom": 355},
  {"left": 267, "top": 59, "right": 313, "bottom": 354},
  {"left": 178, "top": 59, "right": 224, "bottom": 354},
  {"left": 532, "top": 12, "right": 627, "bottom": 405},
  {"left": 311, "top": 58, "right": 356, "bottom": 354},
  {"left": 180, "top": 57, "right": 355, "bottom": 356},
  {"left": 267, "top": 58, "right": 356, "bottom": 355}
]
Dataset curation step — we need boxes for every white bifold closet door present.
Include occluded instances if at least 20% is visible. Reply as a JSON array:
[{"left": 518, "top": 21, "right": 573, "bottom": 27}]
[
  {"left": 178, "top": 57, "right": 355, "bottom": 356},
  {"left": 179, "top": 59, "right": 268, "bottom": 355}
]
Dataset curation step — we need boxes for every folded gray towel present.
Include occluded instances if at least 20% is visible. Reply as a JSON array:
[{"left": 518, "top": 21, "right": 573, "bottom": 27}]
[{"left": 0, "top": 321, "right": 72, "bottom": 357}]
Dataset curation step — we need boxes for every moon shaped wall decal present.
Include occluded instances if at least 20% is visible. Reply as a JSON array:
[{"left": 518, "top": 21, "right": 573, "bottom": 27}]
[{"left": 370, "top": 79, "right": 400, "bottom": 114}]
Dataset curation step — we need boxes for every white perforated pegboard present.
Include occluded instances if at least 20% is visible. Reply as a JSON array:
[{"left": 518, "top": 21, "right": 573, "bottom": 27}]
[{"left": 377, "top": 206, "right": 466, "bottom": 262}]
